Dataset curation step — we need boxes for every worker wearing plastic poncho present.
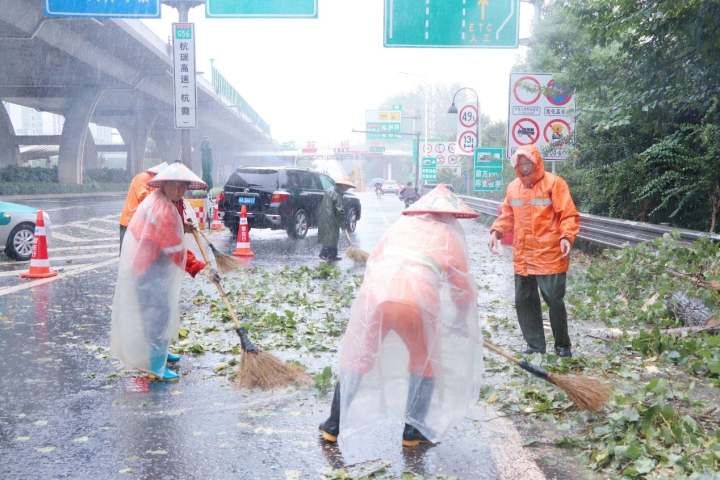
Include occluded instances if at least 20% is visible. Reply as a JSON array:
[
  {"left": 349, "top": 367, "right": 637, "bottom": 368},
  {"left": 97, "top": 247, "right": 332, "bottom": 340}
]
[
  {"left": 111, "top": 162, "right": 211, "bottom": 382},
  {"left": 319, "top": 184, "right": 482, "bottom": 447}
]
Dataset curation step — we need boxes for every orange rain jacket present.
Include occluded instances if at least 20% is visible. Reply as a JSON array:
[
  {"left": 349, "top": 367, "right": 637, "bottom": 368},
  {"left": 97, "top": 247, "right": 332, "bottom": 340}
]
[
  {"left": 490, "top": 145, "right": 580, "bottom": 276},
  {"left": 119, "top": 171, "right": 155, "bottom": 227}
]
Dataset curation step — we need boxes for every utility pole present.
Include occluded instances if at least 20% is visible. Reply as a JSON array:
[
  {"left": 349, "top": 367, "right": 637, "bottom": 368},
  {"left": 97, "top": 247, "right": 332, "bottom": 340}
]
[{"left": 164, "top": 0, "right": 203, "bottom": 165}]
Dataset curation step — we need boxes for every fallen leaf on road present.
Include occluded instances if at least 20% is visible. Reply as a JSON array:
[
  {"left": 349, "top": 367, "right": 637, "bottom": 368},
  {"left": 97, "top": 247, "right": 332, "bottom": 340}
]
[
  {"left": 118, "top": 468, "right": 134, "bottom": 475},
  {"left": 285, "top": 470, "right": 301, "bottom": 480},
  {"left": 15, "top": 436, "right": 30, "bottom": 442},
  {"left": 72, "top": 436, "right": 89, "bottom": 444},
  {"left": 33, "top": 420, "right": 48, "bottom": 427},
  {"left": 146, "top": 449, "right": 168, "bottom": 455},
  {"left": 36, "top": 446, "right": 55, "bottom": 454}
]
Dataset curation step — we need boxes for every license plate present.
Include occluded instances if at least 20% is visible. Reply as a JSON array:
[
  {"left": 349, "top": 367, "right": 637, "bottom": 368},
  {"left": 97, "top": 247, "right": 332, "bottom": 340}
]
[{"left": 238, "top": 196, "right": 255, "bottom": 205}]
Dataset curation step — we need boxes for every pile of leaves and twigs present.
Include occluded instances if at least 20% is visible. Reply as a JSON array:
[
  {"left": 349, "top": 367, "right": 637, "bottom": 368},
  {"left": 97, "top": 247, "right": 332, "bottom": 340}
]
[
  {"left": 483, "top": 234, "right": 720, "bottom": 479},
  {"left": 174, "top": 263, "right": 361, "bottom": 379}
]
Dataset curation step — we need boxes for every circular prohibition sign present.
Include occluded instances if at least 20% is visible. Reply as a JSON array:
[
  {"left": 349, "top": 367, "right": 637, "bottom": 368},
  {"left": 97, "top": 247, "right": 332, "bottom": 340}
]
[
  {"left": 511, "top": 117, "right": 540, "bottom": 145},
  {"left": 458, "top": 104, "right": 478, "bottom": 128},
  {"left": 543, "top": 118, "right": 572, "bottom": 143},
  {"left": 513, "top": 75, "right": 542, "bottom": 105},
  {"left": 545, "top": 79, "right": 572, "bottom": 106}
]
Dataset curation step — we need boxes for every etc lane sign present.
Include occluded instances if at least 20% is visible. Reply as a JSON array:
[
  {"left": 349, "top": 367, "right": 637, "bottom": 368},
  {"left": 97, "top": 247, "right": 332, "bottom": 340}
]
[
  {"left": 508, "top": 73, "right": 576, "bottom": 160},
  {"left": 384, "top": 0, "right": 519, "bottom": 48},
  {"left": 207, "top": 0, "right": 318, "bottom": 18},
  {"left": 473, "top": 147, "right": 504, "bottom": 192},
  {"left": 45, "top": 0, "right": 160, "bottom": 17},
  {"left": 173, "top": 23, "right": 197, "bottom": 129},
  {"left": 366, "top": 109, "right": 402, "bottom": 140}
]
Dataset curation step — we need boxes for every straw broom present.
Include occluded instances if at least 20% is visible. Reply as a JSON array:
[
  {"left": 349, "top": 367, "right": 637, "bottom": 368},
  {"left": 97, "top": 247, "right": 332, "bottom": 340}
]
[
  {"left": 344, "top": 229, "right": 369, "bottom": 263},
  {"left": 196, "top": 228, "right": 243, "bottom": 274},
  {"left": 190, "top": 230, "right": 309, "bottom": 389},
  {"left": 483, "top": 339, "right": 611, "bottom": 412}
]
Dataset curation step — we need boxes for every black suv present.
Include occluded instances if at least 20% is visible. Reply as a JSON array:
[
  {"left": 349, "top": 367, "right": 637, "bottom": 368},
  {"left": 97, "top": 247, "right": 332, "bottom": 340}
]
[{"left": 218, "top": 167, "right": 362, "bottom": 239}]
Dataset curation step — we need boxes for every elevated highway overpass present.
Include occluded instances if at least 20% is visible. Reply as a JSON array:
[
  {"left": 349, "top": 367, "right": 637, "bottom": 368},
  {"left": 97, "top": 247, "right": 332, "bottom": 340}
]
[{"left": 0, "top": 0, "right": 274, "bottom": 184}]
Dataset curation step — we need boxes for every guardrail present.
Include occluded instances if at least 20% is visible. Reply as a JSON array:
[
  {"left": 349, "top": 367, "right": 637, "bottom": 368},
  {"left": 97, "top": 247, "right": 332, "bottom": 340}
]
[{"left": 458, "top": 195, "right": 720, "bottom": 249}]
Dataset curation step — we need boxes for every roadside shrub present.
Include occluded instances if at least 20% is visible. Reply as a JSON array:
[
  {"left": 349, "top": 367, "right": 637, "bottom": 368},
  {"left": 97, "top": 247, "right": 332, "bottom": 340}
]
[
  {"left": 0, "top": 166, "right": 58, "bottom": 182},
  {"left": 0, "top": 182, "right": 128, "bottom": 195},
  {"left": 84, "top": 168, "right": 130, "bottom": 183}
]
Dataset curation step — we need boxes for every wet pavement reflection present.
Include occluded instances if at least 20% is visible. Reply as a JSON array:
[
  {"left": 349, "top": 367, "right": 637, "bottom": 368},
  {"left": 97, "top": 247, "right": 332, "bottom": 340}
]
[{"left": 0, "top": 192, "right": 543, "bottom": 479}]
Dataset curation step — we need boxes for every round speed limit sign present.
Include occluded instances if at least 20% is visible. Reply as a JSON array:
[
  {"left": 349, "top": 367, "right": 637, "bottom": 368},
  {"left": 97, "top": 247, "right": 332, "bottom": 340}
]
[{"left": 458, "top": 130, "right": 478, "bottom": 153}]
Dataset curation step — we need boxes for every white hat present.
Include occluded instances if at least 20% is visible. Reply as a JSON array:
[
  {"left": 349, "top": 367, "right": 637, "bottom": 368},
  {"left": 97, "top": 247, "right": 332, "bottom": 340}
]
[
  {"left": 147, "top": 162, "right": 207, "bottom": 190},
  {"left": 403, "top": 184, "right": 478, "bottom": 219},
  {"left": 147, "top": 161, "right": 169, "bottom": 174}
]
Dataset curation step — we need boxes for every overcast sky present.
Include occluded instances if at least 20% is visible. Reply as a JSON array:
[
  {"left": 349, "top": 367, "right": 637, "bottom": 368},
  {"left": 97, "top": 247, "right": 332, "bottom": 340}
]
[{"left": 143, "top": 2, "right": 533, "bottom": 146}]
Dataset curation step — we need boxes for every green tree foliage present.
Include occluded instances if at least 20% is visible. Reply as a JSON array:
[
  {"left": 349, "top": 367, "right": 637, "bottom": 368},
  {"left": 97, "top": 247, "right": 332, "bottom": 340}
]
[{"left": 524, "top": 0, "right": 720, "bottom": 231}]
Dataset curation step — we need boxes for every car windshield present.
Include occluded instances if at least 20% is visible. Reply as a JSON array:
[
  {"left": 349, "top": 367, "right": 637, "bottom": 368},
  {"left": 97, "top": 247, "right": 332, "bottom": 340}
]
[{"left": 226, "top": 170, "right": 280, "bottom": 191}]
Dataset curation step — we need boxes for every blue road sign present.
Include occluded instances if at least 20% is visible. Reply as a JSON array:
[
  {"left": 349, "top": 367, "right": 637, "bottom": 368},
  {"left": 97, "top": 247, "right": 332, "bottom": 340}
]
[
  {"left": 45, "top": 0, "right": 160, "bottom": 17},
  {"left": 207, "top": 0, "right": 317, "bottom": 18}
]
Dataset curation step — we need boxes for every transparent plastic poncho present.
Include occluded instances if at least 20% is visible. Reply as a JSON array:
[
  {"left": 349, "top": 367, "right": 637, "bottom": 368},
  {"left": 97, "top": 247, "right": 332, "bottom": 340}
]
[
  {"left": 337, "top": 213, "right": 483, "bottom": 444},
  {"left": 110, "top": 190, "right": 186, "bottom": 374}
]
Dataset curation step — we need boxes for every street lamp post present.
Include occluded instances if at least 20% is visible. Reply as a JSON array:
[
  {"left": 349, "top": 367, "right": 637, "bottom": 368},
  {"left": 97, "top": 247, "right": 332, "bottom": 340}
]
[{"left": 448, "top": 87, "right": 481, "bottom": 193}]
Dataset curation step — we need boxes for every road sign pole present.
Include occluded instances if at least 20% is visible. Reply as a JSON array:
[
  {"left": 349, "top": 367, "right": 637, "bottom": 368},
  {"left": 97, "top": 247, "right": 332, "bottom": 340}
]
[
  {"left": 412, "top": 135, "right": 420, "bottom": 188},
  {"left": 165, "top": 0, "right": 202, "bottom": 165}
]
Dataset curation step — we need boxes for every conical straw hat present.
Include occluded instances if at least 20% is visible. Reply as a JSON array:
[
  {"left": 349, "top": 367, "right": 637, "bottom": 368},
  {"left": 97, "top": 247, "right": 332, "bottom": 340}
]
[
  {"left": 403, "top": 184, "right": 478, "bottom": 219},
  {"left": 146, "top": 161, "right": 168, "bottom": 174},
  {"left": 334, "top": 178, "right": 356, "bottom": 189},
  {"left": 147, "top": 162, "right": 207, "bottom": 190}
]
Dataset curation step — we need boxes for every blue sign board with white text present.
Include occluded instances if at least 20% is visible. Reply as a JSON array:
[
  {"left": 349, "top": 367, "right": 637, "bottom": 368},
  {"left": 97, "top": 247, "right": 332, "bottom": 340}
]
[{"left": 45, "top": 0, "right": 160, "bottom": 17}]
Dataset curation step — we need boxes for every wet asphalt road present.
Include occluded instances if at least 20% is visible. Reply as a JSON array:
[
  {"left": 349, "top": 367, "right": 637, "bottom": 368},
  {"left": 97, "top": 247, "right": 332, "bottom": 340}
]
[{"left": 0, "top": 192, "right": 545, "bottom": 480}]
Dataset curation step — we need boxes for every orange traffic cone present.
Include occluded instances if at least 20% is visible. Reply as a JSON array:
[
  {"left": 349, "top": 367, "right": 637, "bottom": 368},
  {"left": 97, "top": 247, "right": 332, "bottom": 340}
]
[
  {"left": 210, "top": 197, "right": 223, "bottom": 231},
  {"left": 20, "top": 209, "right": 57, "bottom": 279},
  {"left": 232, "top": 205, "right": 255, "bottom": 257}
]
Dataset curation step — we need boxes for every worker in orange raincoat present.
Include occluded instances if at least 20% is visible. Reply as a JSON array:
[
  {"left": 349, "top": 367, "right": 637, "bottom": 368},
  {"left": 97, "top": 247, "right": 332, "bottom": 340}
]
[
  {"left": 119, "top": 161, "right": 168, "bottom": 251},
  {"left": 319, "top": 185, "right": 483, "bottom": 448},
  {"left": 111, "top": 162, "right": 217, "bottom": 382},
  {"left": 489, "top": 145, "right": 580, "bottom": 357}
]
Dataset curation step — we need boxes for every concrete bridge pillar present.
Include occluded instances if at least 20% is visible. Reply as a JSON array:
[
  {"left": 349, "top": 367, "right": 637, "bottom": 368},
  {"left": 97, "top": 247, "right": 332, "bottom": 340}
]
[
  {"left": 84, "top": 129, "right": 100, "bottom": 171},
  {"left": 119, "top": 112, "right": 157, "bottom": 176},
  {"left": 0, "top": 102, "right": 19, "bottom": 168},
  {"left": 58, "top": 89, "right": 102, "bottom": 184},
  {"left": 151, "top": 127, "right": 181, "bottom": 165}
]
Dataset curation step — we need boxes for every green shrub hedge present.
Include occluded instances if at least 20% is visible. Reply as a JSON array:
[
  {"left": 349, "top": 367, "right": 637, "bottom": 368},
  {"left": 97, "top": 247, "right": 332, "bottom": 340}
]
[
  {"left": 84, "top": 168, "right": 131, "bottom": 183},
  {"left": 0, "top": 182, "right": 128, "bottom": 195},
  {"left": 0, "top": 166, "right": 58, "bottom": 182}
]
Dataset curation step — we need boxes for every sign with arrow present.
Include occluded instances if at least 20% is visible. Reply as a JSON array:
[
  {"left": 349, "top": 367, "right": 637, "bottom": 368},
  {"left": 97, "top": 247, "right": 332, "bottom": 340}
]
[{"left": 384, "top": 0, "right": 519, "bottom": 48}]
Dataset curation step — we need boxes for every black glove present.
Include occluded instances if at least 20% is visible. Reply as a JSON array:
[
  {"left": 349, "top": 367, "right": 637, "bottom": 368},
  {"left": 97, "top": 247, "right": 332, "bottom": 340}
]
[{"left": 236, "top": 326, "right": 259, "bottom": 353}]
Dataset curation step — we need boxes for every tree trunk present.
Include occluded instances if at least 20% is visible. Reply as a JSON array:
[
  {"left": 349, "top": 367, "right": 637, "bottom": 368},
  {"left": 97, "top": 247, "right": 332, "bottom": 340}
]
[
  {"left": 665, "top": 292, "right": 715, "bottom": 327},
  {"left": 710, "top": 187, "right": 719, "bottom": 233}
]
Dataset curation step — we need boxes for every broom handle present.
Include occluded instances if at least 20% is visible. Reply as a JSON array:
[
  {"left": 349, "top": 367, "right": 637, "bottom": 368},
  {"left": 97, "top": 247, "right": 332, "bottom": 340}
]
[
  {"left": 190, "top": 229, "right": 243, "bottom": 330},
  {"left": 482, "top": 339, "right": 550, "bottom": 381}
]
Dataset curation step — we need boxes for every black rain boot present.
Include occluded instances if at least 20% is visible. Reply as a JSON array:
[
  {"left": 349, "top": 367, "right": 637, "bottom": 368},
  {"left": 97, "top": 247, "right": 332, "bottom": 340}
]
[
  {"left": 403, "top": 374, "right": 435, "bottom": 447},
  {"left": 318, "top": 374, "right": 361, "bottom": 442},
  {"left": 319, "top": 383, "right": 341, "bottom": 442}
]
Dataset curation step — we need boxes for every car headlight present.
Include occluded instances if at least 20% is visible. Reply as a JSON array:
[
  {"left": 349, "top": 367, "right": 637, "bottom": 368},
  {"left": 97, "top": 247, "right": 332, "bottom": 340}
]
[{"left": 1, "top": 212, "right": 10, "bottom": 220}]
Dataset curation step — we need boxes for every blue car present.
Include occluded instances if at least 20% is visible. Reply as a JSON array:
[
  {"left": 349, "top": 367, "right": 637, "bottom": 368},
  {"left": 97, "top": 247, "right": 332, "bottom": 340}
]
[{"left": 0, "top": 201, "right": 48, "bottom": 261}]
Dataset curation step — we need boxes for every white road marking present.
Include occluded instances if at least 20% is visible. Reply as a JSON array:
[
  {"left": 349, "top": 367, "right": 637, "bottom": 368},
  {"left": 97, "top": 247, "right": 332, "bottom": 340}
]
[
  {"left": 0, "top": 251, "right": 116, "bottom": 267},
  {"left": 48, "top": 243, "right": 117, "bottom": 254},
  {"left": 0, "top": 257, "right": 118, "bottom": 297},
  {"left": 50, "top": 231, "right": 117, "bottom": 243}
]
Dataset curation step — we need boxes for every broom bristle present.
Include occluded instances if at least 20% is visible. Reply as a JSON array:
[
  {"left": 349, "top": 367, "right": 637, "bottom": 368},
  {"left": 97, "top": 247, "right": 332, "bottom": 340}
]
[
  {"left": 234, "top": 351, "right": 311, "bottom": 390},
  {"left": 208, "top": 243, "right": 243, "bottom": 273},
  {"left": 346, "top": 246, "right": 369, "bottom": 263},
  {"left": 548, "top": 373, "right": 612, "bottom": 412}
]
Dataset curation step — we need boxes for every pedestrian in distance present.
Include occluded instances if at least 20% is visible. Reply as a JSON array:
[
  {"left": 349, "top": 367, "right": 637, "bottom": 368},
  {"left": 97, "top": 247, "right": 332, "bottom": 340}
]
[
  {"left": 399, "top": 181, "right": 419, "bottom": 208},
  {"left": 110, "top": 162, "right": 220, "bottom": 382},
  {"left": 318, "top": 178, "right": 355, "bottom": 261},
  {"left": 488, "top": 145, "right": 580, "bottom": 357},
  {"left": 319, "top": 184, "right": 482, "bottom": 448},
  {"left": 119, "top": 161, "right": 168, "bottom": 252}
]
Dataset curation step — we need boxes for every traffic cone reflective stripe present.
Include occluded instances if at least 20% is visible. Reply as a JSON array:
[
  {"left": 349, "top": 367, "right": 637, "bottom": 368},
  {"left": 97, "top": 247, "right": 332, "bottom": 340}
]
[
  {"left": 210, "top": 197, "right": 223, "bottom": 231},
  {"left": 20, "top": 209, "right": 57, "bottom": 279},
  {"left": 232, "top": 205, "right": 254, "bottom": 257}
]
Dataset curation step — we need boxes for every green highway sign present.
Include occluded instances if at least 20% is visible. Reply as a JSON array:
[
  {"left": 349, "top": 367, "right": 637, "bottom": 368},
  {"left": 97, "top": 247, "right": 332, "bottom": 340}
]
[
  {"left": 384, "top": 0, "right": 519, "bottom": 48},
  {"left": 369, "top": 146, "right": 386, "bottom": 153},
  {"left": 206, "top": 0, "right": 317, "bottom": 18},
  {"left": 473, "top": 147, "right": 505, "bottom": 192},
  {"left": 422, "top": 156, "right": 437, "bottom": 183}
]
